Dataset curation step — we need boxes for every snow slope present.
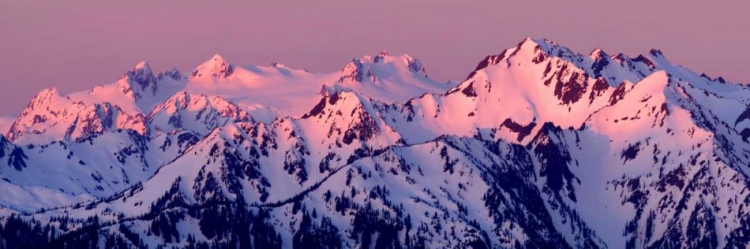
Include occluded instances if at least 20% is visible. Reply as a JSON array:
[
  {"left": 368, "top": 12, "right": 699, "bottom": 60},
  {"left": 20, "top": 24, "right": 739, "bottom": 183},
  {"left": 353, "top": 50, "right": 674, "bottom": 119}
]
[{"left": 1, "top": 37, "right": 750, "bottom": 249}]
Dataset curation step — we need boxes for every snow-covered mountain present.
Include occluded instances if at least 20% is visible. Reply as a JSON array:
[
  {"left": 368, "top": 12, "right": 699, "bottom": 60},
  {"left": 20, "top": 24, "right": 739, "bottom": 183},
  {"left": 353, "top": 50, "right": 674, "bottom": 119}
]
[{"left": 1, "top": 38, "right": 750, "bottom": 249}]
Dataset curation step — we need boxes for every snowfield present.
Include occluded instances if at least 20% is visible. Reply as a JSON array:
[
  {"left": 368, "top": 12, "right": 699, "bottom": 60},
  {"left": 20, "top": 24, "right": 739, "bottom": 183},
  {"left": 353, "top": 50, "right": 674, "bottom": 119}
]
[{"left": 1, "top": 38, "right": 749, "bottom": 249}]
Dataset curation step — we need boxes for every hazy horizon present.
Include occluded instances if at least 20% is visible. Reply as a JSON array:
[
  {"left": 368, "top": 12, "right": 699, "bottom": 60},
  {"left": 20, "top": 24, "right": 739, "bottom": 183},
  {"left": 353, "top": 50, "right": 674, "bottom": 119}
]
[{"left": 1, "top": 0, "right": 748, "bottom": 116}]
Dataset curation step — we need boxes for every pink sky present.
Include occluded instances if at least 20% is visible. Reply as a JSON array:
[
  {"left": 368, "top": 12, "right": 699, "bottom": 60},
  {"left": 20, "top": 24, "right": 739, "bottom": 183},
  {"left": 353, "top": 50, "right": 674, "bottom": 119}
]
[{"left": 0, "top": 0, "right": 747, "bottom": 115}]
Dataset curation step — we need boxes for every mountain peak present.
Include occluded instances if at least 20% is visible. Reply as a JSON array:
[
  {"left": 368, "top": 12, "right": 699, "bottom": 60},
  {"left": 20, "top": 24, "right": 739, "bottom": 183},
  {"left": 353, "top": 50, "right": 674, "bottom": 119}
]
[
  {"left": 38, "top": 86, "right": 60, "bottom": 96},
  {"left": 373, "top": 51, "right": 390, "bottom": 63},
  {"left": 148, "top": 91, "right": 252, "bottom": 135},
  {"left": 515, "top": 37, "right": 535, "bottom": 51},
  {"left": 27, "top": 87, "right": 65, "bottom": 108},
  {"left": 338, "top": 59, "right": 367, "bottom": 83},
  {"left": 648, "top": 48, "right": 665, "bottom": 58},
  {"left": 507, "top": 36, "right": 552, "bottom": 61},
  {"left": 401, "top": 54, "right": 428, "bottom": 77},
  {"left": 123, "top": 60, "right": 157, "bottom": 93},
  {"left": 518, "top": 36, "right": 543, "bottom": 48},
  {"left": 589, "top": 48, "right": 607, "bottom": 59},
  {"left": 130, "top": 60, "right": 153, "bottom": 72},
  {"left": 337, "top": 51, "right": 432, "bottom": 84},
  {"left": 270, "top": 62, "right": 286, "bottom": 68},
  {"left": 191, "top": 54, "right": 234, "bottom": 79},
  {"left": 464, "top": 37, "right": 547, "bottom": 79},
  {"left": 128, "top": 60, "right": 154, "bottom": 74},
  {"left": 210, "top": 53, "right": 226, "bottom": 62},
  {"left": 134, "top": 61, "right": 152, "bottom": 71},
  {"left": 7, "top": 36, "right": 750, "bottom": 249},
  {"left": 157, "top": 68, "right": 182, "bottom": 81}
]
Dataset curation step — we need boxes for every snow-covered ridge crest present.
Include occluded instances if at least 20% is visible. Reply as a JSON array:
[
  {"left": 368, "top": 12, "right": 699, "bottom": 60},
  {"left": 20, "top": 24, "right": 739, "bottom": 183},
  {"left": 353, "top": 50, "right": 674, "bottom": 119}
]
[
  {"left": 127, "top": 61, "right": 156, "bottom": 89},
  {"left": 337, "top": 51, "right": 430, "bottom": 84},
  {"left": 2, "top": 37, "right": 750, "bottom": 248},
  {"left": 329, "top": 51, "right": 452, "bottom": 105},
  {"left": 5, "top": 87, "right": 71, "bottom": 141},
  {"left": 147, "top": 91, "right": 253, "bottom": 135},
  {"left": 190, "top": 54, "right": 234, "bottom": 79},
  {"left": 118, "top": 61, "right": 159, "bottom": 100}
]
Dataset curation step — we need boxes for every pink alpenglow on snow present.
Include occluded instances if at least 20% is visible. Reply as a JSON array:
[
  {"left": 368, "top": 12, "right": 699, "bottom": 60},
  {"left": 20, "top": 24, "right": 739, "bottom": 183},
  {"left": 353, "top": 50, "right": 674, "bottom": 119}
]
[
  {"left": 1, "top": 0, "right": 748, "bottom": 115},
  {"left": 0, "top": 36, "right": 749, "bottom": 248}
]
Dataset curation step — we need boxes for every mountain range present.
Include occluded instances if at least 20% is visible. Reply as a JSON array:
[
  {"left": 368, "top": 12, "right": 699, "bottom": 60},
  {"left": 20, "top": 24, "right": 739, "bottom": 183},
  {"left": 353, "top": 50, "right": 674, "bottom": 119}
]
[{"left": 1, "top": 37, "right": 749, "bottom": 249}]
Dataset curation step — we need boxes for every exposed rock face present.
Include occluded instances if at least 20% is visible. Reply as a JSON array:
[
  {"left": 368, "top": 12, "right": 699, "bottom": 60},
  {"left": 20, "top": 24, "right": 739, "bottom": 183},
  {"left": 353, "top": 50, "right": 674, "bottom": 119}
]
[
  {"left": 2, "top": 37, "right": 750, "bottom": 249},
  {"left": 191, "top": 54, "right": 234, "bottom": 79}
]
